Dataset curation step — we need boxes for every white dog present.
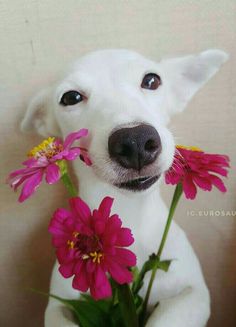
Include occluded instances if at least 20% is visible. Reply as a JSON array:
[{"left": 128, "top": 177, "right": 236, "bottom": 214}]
[{"left": 21, "top": 49, "right": 228, "bottom": 327}]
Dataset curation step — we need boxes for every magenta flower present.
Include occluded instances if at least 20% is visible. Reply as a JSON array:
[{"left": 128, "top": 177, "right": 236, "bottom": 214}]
[
  {"left": 7, "top": 129, "right": 91, "bottom": 202},
  {"left": 48, "top": 196, "right": 136, "bottom": 300},
  {"left": 165, "top": 145, "right": 230, "bottom": 199}
]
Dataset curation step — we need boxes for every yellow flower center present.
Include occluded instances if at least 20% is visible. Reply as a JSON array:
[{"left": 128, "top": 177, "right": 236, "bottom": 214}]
[
  {"left": 176, "top": 145, "right": 202, "bottom": 152},
  {"left": 89, "top": 251, "right": 103, "bottom": 264},
  {"left": 67, "top": 231, "right": 104, "bottom": 264},
  {"left": 67, "top": 240, "right": 75, "bottom": 249},
  {"left": 28, "top": 137, "right": 63, "bottom": 159}
]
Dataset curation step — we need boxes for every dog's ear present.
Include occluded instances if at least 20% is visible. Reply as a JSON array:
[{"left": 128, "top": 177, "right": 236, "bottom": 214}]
[
  {"left": 161, "top": 49, "right": 229, "bottom": 114},
  {"left": 21, "top": 88, "right": 60, "bottom": 137}
]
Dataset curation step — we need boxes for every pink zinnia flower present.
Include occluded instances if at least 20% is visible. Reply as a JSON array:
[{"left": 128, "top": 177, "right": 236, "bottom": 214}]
[
  {"left": 7, "top": 129, "right": 91, "bottom": 202},
  {"left": 165, "top": 145, "right": 230, "bottom": 199},
  {"left": 48, "top": 196, "right": 136, "bottom": 300}
]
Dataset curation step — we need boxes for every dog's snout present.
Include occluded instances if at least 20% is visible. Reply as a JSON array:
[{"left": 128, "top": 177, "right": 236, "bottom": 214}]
[{"left": 108, "top": 124, "right": 162, "bottom": 170}]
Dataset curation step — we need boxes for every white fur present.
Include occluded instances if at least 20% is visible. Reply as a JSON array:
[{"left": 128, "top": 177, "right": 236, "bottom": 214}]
[{"left": 21, "top": 49, "right": 228, "bottom": 327}]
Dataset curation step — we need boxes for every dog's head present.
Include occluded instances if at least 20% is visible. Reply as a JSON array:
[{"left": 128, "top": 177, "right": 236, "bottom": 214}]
[{"left": 21, "top": 49, "right": 228, "bottom": 192}]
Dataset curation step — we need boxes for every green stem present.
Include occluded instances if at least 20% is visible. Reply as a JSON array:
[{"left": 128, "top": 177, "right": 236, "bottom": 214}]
[
  {"left": 157, "top": 183, "right": 183, "bottom": 259},
  {"left": 57, "top": 160, "right": 78, "bottom": 197},
  {"left": 61, "top": 172, "right": 78, "bottom": 197},
  {"left": 140, "top": 183, "right": 183, "bottom": 325}
]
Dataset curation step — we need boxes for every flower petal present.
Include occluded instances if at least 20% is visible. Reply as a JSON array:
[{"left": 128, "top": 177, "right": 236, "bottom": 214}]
[
  {"left": 115, "top": 227, "right": 134, "bottom": 247},
  {"left": 165, "top": 169, "right": 182, "bottom": 185},
  {"left": 8, "top": 166, "right": 37, "bottom": 179},
  {"left": 207, "top": 165, "right": 229, "bottom": 177},
  {"left": 108, "top": 260, "right": 133, "bottom": 284},
  {"left": 56, "top": 247, "right": 75, "bottom": 264},
  {"left": 209, "top": 175, "right": 227, "bottom": 193},
  {"left": 192, "top": 175, "right": 212, "bottom": 191},
  {"left": 80, "top": 150, "right": 92, "bottom": 166},
  {"left": 114, "top": 248, "right": 137, "bottom": 266},
  {"left": 8, "top": 171, "right": 36, "bottom": 191},
  {"left": 104, "top": 214, "right": 122, "bottom": 234},
  {"left": 45, "top": 163, "right": 60, "bottom": 184},
  {"left": 22, "top": 158, "right": 39, "bottom": 167},
  {"left": 48, "top": 208, "right": 72, "bottom": 236},
  {"left": 102, "top": 214, "right": 122, "bottom": 245},
  {"left": 69, "top": 197, "right": 91, "bottom": 224},
  {"left": 18, "top": 170, "right": 43, "bottom": 202},
  {"left": 98, "top": 197, "right": 114, "bottom": 219},
  {"left": 90, "top": 265, "right": 112, "bottom": 300},
  {"left": 52, "top": 150, "right": 68, "bottom": 161},
  {"left": 94, "top": 220, "right": 106, "bottom": 235},
  {"left": 183, "top": 175, "right": 197, "bottom": 200},
  {"left": 63, "top": 129, "right": 88, "bottom": 149},
  {"left": 59, "top": 262, "right": 74, "bottom": 278},
  {"left": 72, "top": 261, "right": 89, "bottom": 292},
  {"left": 63, "top": 148, "right": 81, "bottom": 161},
  {"left": 53, "top": 208, "right": 72, "bottom": 222}
]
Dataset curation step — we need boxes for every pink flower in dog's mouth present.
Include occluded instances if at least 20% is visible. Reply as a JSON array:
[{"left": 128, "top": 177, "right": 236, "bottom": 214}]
[
  {"left": 7, "top": 129, "right": 91, "bottom": 202},
  {"left": 165, "top": 145, "right": 230, "bottom": 199},
  {"left": 48, "top": 196, "right": 136, "bottom": 300}
]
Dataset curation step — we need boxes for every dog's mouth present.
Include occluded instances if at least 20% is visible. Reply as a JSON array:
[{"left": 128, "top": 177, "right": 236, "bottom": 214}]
[{"left": 115, "top": 175, "right": 160, "bottom": 191}]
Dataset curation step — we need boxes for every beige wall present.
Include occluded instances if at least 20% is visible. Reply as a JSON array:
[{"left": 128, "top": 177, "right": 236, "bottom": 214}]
[{"left": 0, "top": 1, "right": 235, "bottom": 326}]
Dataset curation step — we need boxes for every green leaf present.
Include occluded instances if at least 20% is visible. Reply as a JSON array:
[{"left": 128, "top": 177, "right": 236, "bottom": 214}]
[
  {"left": 31, "top": 285, "right": 140, "bottom": 327},
  {"left": 115, "top": 283, "right": 139, "bottom": 327},
  {"left": 110, "top": 304, "right": 126, "bottom": 327},
  {"left": 156, "top": 259, "right": 172, "bottom": 272},
  {"left": 132, "top": 255, "right": 172, "bottom": 295},
  {"left": 37, "top": 292, "right": 111, "bottom": 327},
  {"left": 80, "top": 294, "right": 111, "bottom": 314},
  {"left": 58, "top": 297, "right": 112, "bottom": 327}
]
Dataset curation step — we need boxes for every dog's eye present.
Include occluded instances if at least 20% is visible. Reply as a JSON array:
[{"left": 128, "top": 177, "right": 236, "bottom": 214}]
[
  {"left": 60, "top": 91, "right": 84, "bottom": 106},
  {"left": 141, "top": 73, "right": 161, "bottom": 90}
]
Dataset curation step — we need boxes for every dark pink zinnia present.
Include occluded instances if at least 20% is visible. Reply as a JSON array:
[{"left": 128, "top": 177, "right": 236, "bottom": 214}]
[
  {"left": 48, "top": 196, "right": 136, "bottom": 300},
  {"left": 165, "top": 145, "right": 230, "bottom": 200},
  {"left": 7, "top": 129, "right": 91, "bottom": 202}
]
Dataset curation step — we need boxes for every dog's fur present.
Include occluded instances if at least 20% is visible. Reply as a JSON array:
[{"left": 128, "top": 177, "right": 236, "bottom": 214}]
[{"left": 21, "top": 49, "right": 228, "bottom": 327}]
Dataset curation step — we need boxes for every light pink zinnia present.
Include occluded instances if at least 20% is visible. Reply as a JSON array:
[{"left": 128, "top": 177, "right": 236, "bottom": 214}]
[
  {"left": 165, "top": 145, "right": 230, "bottom": 199},
  {"left": 7, "top": 129, "right": 91, "bottom": 202},
  {"left": 48, "top": 196, "right": 136, "bottom": 300}
]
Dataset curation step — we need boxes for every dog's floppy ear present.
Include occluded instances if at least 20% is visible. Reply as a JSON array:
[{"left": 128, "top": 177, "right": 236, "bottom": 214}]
[
  {"left": 21, "top": 88, "right": 60, "bottom": 137},
  {"left": 161, "top": 49, "right": 229, "bottom": 114}
]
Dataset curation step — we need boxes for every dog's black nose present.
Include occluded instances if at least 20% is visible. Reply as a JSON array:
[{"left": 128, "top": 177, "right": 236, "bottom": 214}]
[{"left": 108, "top": 124, "right": 161, "bottom": 170}]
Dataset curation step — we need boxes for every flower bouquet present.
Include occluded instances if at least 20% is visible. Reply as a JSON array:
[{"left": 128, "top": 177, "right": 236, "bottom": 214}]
[{"left": 7, "top": 129, "right": 230, "bottom": 327}]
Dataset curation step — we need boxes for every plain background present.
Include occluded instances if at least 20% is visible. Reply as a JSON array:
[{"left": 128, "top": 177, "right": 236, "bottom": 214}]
[{"left": 0, "top": 1, "right": 235, "bottom": 326}]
